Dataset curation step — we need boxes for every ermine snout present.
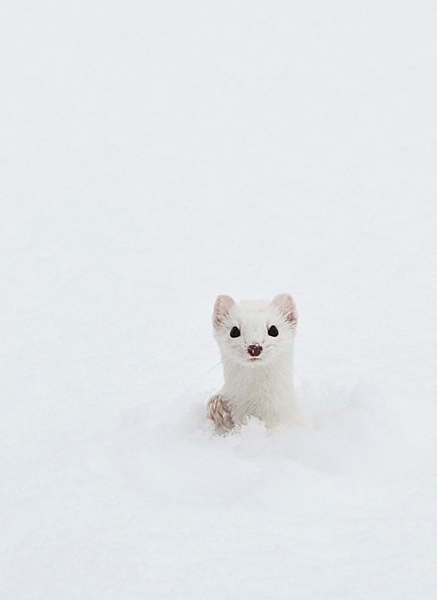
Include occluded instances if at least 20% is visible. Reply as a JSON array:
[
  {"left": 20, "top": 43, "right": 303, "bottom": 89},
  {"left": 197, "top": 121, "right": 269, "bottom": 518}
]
[{"left": 248, "top": 344, "right": 263, "bottom": 357}]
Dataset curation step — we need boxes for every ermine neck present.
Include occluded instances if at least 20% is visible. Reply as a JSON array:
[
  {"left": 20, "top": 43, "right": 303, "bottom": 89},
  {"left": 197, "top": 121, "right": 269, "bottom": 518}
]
[{"left": 222, "top": 354, "right": 294, "bottom": 396}]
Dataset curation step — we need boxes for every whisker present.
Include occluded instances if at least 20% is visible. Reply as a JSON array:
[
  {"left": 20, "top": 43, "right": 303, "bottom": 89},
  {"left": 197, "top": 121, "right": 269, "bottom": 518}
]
[{"left": 187, "top": 361, "right": 223, "bottom": 393}]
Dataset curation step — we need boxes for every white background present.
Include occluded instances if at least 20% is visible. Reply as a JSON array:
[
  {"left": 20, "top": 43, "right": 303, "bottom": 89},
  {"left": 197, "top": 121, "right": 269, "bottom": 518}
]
[{"left": 1, "top": 1, "right": 436, "bottom": 598}]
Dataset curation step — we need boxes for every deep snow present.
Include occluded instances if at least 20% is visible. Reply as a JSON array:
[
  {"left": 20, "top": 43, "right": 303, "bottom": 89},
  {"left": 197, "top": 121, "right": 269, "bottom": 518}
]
[{"left": 1, "top": 1, "right": 437, "bottom": 598}]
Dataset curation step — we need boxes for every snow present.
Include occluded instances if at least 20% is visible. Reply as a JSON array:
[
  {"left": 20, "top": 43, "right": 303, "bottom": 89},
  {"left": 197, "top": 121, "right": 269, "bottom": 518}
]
[{"left": 1, "top": 1, "right": 437, "bottom": 598}]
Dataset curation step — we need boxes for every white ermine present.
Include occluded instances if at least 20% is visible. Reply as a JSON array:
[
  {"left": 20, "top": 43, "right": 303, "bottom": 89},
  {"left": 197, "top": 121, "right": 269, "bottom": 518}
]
[{"left": 207, "top": 293, "right": 306, "bottom": 432}]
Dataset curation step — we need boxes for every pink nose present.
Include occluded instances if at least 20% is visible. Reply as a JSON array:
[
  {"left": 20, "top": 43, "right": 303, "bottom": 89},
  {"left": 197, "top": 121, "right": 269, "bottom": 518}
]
[{"left": 248, "top": 344, "right": 263, "bottom": 357}]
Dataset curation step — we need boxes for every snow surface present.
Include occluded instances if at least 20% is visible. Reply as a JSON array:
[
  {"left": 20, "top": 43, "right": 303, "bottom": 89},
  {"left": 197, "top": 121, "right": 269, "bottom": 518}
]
[{"left": 1, "top": 1, "right": 437, "bottom": 598}]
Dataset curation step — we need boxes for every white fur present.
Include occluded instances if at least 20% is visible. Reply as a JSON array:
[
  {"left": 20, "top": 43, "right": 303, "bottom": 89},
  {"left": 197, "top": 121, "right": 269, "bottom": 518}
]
[{"left": 210, "top": 294, "right": 306, "bottom": 429}]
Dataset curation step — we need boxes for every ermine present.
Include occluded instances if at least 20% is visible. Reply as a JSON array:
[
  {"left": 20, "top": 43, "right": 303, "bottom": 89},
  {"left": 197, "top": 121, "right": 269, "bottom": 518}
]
[{"left": 207, "top": 293, "right": 307, "bottom": 432}]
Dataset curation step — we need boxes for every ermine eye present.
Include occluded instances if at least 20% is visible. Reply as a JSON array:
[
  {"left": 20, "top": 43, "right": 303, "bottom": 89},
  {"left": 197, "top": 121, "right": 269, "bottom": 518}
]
[
  {"left": 230, "top": 326, "right": 241, "bottom": 338},
  {"left": 268, "top": 325, "right": 279, "bottom": 337}
]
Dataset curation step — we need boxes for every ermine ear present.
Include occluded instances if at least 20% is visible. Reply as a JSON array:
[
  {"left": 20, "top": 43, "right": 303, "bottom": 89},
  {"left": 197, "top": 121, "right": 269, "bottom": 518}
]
[
  {"left": 213, "top": 295, "right": 235, "bottom": 329},
  {"left": 272, "top": 293, "right": 298, "bottom": 326}
]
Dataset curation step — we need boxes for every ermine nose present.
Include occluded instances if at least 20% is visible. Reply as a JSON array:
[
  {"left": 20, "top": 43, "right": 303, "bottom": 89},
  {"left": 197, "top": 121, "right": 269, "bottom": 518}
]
[{"left": 248, "top": 344, "right": 263, "bottom": 357}]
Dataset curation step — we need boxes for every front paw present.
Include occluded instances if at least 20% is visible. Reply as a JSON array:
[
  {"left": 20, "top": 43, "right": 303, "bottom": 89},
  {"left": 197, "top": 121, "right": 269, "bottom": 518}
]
[{"left": 207, "top": 394, "right": 234, "bottom": 431}]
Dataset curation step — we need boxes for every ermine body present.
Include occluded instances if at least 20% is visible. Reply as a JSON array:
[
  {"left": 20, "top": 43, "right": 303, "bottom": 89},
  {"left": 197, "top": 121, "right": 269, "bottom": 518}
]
[{"left": 207, "top": 293, "right": 306, "bottom": 431}]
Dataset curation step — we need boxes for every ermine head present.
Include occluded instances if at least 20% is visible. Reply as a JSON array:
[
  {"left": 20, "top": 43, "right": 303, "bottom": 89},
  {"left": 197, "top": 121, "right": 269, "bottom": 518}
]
[{"left": 213, "top": 294, "right": 298, "bottom": 368}]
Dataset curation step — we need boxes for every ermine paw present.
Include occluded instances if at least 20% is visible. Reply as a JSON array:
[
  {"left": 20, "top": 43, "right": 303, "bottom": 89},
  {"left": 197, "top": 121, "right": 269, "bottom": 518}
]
[{"left": 207, "top": 394, "right": 234, "bottom": 432}]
